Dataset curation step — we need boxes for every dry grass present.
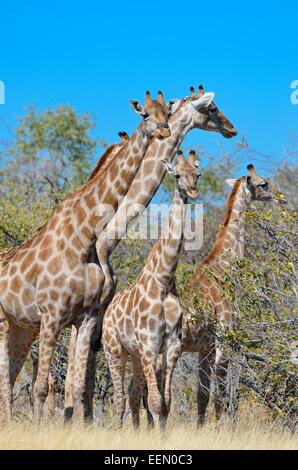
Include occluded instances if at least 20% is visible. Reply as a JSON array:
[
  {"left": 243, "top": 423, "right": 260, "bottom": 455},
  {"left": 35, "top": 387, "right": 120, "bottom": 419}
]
[{"left": 0, "top": 415, "right": 297, "bottom": 450}]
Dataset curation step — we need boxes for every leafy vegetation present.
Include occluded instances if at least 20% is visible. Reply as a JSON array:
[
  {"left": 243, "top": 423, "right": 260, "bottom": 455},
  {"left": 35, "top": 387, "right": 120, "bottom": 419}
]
[{"left": 190, "top": 203, "right": 298, "bottom": 427}]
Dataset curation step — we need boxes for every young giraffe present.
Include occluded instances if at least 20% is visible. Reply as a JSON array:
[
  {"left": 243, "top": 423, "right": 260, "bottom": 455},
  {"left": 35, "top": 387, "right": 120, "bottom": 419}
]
[
  {"left": 0, "top": 91, "right": 170, "bottom": 423},
  {"left": 102, "top": 150, "right": 200, "bottom": 430},
  {"left": 158, "top": 164, "right": 281, "bottom": 425},
  {"left": 64, "top": 85, "right": 238, "bottom": 420}
]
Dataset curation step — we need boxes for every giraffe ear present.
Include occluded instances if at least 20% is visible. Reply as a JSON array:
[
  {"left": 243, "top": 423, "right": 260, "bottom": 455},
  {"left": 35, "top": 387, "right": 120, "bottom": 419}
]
[
  {"left": 167, "top": 99, "right": 180, "bottom": 114},
  {"left": 191, "top": 92, "right": 215, "bottom": 109},
  {"left": 130, "top": 99, "right": 145, "bottom": 115},
  {"left": 226, "top": 178, "right": 237, "bottom": 187},
  {"left": 161, "top": 159, "right": 174, "bottom": 174}
]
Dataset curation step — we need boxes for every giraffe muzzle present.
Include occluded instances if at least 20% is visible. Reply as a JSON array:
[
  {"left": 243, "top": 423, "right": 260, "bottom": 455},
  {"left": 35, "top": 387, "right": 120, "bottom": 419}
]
[
  {"left": 186, "top": 188, "right": 199, "bottom": 199},
  {"left": 222, "top": 127, "right": 238, "bottom": 139},
  {"left": 155, "top": 127, "right": 171, "bottom": 139}
]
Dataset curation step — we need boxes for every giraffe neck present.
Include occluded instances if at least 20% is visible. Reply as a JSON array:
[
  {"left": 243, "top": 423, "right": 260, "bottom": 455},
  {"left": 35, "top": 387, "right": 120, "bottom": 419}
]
[
  {"left": 87, "top": 141, "right": 123, "bottom": 181},
  {"left": 197, "top": 179, "right": 250, "bottom": 274},
  {"left": 146, "top": 185, "right": 187, "bottom": 289},
  {"left": 68, "top": 122, "right": 150, "bottom": 255},
  {"left": 96, "top": 108, "right": 194, "bottom": 258}
]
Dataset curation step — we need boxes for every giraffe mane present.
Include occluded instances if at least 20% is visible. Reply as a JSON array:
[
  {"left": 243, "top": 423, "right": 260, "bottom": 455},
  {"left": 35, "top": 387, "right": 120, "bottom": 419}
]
[
  {"left": 204, "top": 178, "right": 243, "bottom": 264},
  {"left": 65, "top": 132, "right": 132, "bottom": 202},
  {"left": 87, "top": 143, "right": 120, "bottom": 181},
  {"left": 147, "top": 239, "right": 161, "bottom": 260},
  {"left": 0, "top": 223, "right": 49, "bottom": 262}
]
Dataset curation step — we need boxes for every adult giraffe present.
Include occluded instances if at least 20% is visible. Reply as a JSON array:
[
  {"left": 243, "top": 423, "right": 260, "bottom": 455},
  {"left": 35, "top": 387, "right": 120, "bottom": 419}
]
[{"left": 0, "top": 90, "right": 171, "bottom": 423}]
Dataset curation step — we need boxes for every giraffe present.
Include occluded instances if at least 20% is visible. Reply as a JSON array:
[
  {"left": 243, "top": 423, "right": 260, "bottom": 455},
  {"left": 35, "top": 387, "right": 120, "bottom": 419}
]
[
  {"left": 63, "top": 85, "right": 238, "bottom": 421},
  {"left": 0, "top": 90, "right": 171, "bottom": 423},
  {"left": 157, "top": 164, "right": 282, "bottom": 425},
  {"left": 102, "top": 150, "right": 200, "bottom": 429}
]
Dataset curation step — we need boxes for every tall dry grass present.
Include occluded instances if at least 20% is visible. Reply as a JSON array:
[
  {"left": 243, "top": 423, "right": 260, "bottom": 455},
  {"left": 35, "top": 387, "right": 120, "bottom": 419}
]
[{"left": 0, "top": 414, "right": 296, "bottom": 450}]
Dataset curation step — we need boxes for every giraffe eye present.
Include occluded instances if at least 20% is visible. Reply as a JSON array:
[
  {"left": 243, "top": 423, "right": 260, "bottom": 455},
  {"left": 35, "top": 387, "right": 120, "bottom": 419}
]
[
  {"left": 142, "top": 112, "right": 149, "bottom": 120},
  {"left": 260, "top": 182, "right": 269, "bottom": 190},
  {"left": 209, "top": 106, "right": 217, "bottom": 114}
]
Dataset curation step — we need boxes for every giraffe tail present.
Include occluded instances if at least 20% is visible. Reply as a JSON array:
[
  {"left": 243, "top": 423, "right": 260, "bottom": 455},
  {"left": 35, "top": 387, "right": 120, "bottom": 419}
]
[{"left": 90, "top": 324, "right": 102, "bottom": 352}]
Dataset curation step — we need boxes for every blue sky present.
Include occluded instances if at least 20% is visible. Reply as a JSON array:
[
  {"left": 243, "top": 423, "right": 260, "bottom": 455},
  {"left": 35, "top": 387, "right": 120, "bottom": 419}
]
[{"left": 1, "top": 0, "right": 297, "bottom": 171}]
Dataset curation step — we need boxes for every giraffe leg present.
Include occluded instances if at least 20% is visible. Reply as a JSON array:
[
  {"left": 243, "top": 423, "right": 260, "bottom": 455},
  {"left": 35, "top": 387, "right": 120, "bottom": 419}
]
[
  {"left": 128, "top": 355, "right": 146, "bottom": 430},
  {"left": 83, "top": 346, "right": 97, "bottom": 420},
  {"left": 45, "top": 374, "right": 55, "bottom": 418},
  {"left": 64, "top": 325, "right": 77, "bottom": 422},
  {"left": 214, "top": 348, "right": 229, "bottom": 421},
  {"left": 142, "top": 384, "right": 154, "bottom": 429},
  {"left": 72, "top": 313, "right": 97, "bottom": 423},
  {"left": 0, "top": 307, "right": 12, "bottom": 423},
  {"left": 64, "top": 324, "right": 98, "bottom": 423},
  {"left": 161, "top": 335, "right": 182, "bottom": 424},
  {"left": 140, "top": 344, "right": 163, "bottom": 430},
  {"left": 105, "top": 347, "right": 127, "bottom": 429},
  {"left": 33, "top": 312, "right": 66, "bottom": 421},
  {"left": 71, "top": 263, "right": 104, "bottom": 423},
  {"left": 161, "top": 294, "right": 182, "bottom": 424},
  {"left": 143, "top": 368, "right": 162, "bottom": 429},
  {"left": 141, "top": 352, "right": 165, "bottom": 429},
  {"left": 31, "top": 353, "right": 56, "bottom": 420},
  {"left": 8, "top": 323, "right": 37, "bottom": 388},
  {"left": 0, "top": 308, "right": 37, "bottom": 423},
  {"left": 197, "top": 347, "right": 215, "bottom": 426}
]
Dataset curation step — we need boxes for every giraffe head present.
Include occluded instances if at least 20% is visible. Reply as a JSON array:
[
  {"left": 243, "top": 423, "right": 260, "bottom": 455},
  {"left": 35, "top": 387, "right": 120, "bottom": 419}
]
[
  {"left": 162, "top": 150, "right": 201, "bottom": 199},
  {"left": 168, "top": 85, "right": 237, "bottom": 139},
  {"left": 130, "top": 91, "right": 171, "bottom": 139},
  {"left": 227, "top": 164, "right": 287, "bottom": 203}
]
